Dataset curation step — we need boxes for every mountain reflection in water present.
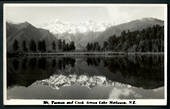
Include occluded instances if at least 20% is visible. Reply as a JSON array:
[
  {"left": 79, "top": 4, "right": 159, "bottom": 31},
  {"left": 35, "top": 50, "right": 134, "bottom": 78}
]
[{"left": 7, "top": 55, "right": 164, "bottom": 99}]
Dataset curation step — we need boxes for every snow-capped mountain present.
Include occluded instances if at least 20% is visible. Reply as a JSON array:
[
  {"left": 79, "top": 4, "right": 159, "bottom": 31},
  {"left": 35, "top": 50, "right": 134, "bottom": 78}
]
[
  {"left": 38, "top": 19, "right": 114, "bottom": 50},
  {"left": 40, "top": 19, "right": 114, "bottom": 34}
]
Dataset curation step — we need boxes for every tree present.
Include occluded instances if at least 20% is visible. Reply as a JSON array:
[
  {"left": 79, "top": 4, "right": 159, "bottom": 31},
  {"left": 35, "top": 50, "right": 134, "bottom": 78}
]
[
  {"left": 13, "top": 39, "right": 19, "bottom": 52},
  {"left": 86, "top": 43, "right": 90, "bottom": 51},
  {"left": 70, "top": 41, "right": 75, "bottom": 51},
  {"left": 52, "top": 41, "right": 56, "bottom": 51},
  {"left": 89, "top": 43, "right": 93, "bottom": 51},
  {"left": 64, "top": 43, "right": 69, "bottom": 51},
  {"left": 42, "top": 40, "right": 46, "bottom": 52},
  {"left": 121, "top": 30, "right": 126, "bottom": 37},
  {"left": 62, "top": 40, "right": 66, "bottom": 51},
  {"left": 107, "top": 35, "right": 117, "bottom": 50},
  {"left": 30, "top": 40, "right": 36, "bottom": 52},
  {"left": 93, "top": 42, "right": 100, "bottom": 51},
  {"left": 58, "top": 39, "right": 62, "bottom": 50},
  {"left": 120, "top": 31, "right": 126, "bottom": 42},
  {"left": 103, "top": 41, "right": 108, "bottom": 51},
  {"left": 86, "top": 43, "right": 94, "bottom": 51},
  {"left": 22, "top": 40, "right": 27, "bottom": 52},
  {"left": 38, "top": 41, "right": 42, "bottom": 52}
]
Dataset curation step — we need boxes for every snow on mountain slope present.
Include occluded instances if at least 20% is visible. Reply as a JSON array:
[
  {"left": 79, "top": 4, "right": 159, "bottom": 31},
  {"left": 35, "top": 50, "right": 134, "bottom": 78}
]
[
  {"left": 39, "top": 19, "right": 114, "bottom": 50},
  {"left": 40, "top": 19, "right": 114, "bottom": 34}
]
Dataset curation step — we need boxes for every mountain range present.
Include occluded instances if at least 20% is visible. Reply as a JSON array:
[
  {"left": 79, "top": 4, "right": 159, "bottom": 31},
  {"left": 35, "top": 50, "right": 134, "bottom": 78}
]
[
  {"left": 40, "top": 19, "right": 114, "bottom": 34},
  {"left": 6, "top": 17, "right": 164, "bottom": 52}
]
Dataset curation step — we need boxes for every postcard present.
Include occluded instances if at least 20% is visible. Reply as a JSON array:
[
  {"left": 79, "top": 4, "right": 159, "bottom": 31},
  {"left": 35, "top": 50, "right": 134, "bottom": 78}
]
[{"left": 3, "top": 3, "right": 167, "bottom": 105}]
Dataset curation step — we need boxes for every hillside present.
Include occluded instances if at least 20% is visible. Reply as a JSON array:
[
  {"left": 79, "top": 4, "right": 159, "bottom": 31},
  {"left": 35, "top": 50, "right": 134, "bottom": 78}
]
[
  {"left": 95, "top": 18, "right": 164, "bottom": 45},
  {"left": 7, "top": 22, "right": 59, "bottom": 53},
  {"left": 87, "top": 25, "right": 164, "bottom": 52}
]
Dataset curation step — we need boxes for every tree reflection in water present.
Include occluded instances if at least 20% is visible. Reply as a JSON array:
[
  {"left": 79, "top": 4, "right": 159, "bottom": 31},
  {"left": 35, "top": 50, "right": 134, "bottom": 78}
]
[{"left": 7, "top": 55, "right": 163, "bottom": 90}]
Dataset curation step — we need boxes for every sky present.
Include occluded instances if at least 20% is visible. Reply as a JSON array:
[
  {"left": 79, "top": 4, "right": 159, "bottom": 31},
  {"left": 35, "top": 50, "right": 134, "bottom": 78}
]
[{"left": 4, "top": 4, "right": 167, "bottom": 27}]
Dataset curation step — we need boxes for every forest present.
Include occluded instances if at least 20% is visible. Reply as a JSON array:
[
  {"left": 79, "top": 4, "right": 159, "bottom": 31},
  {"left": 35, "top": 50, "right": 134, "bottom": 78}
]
[
  {"left": 86, "top": 25, "right": 164, "bottom": 52},
  {"left": 12, "top": 39, "right": 75, "bottom": 54}
]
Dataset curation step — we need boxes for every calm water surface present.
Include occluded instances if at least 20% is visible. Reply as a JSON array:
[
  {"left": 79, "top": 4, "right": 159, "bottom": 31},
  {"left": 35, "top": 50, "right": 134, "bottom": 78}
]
[{"left": 7, "top": 55, "right": 164, "bottom": 99}]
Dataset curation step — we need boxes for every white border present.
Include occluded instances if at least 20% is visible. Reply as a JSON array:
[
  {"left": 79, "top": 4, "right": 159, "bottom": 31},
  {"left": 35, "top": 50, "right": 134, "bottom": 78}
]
[{"left": 3, "top": 3, "right": 168, "bottom": 106}]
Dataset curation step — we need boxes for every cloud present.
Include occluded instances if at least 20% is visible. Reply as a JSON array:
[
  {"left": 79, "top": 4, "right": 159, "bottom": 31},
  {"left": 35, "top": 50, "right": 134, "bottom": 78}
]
[
  {"left": 5, "top": 4, "right": 166, "bottom": 26},
  {"left": 106, "top": 5, "right": 165, "bottom": 25}
]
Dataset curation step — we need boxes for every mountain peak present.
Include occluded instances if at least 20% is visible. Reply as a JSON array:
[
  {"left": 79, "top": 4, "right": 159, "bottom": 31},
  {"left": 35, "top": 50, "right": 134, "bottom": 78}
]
[
  {"left": 14, "top": 21, "right": 33, "bottom": 30},
  {"left": 24, "top": 21, "right": 30, "bottom": 24},
  {"left": 41, "top": 19, "right": 113, "bottom": 34},
  {"left": 21, "top": 21, "right": 31, "bottom": 26},
  {"left": 140, "top": 17, "right": 163, "bottom": 22}
]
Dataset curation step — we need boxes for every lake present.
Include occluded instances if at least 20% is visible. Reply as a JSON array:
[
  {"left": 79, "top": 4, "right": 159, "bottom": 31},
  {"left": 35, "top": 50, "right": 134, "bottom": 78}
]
[{"left": 7, "top": 55, "right": 164, "bottom": 99}]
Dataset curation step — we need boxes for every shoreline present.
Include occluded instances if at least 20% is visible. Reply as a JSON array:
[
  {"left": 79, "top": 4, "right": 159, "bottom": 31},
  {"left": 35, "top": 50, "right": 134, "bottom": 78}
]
[
  {"left": 24, "top": 52, "right": 164, "bottom": 55},
  {"left": 8, "top": 52, "right": 164, "bottom": 57}
]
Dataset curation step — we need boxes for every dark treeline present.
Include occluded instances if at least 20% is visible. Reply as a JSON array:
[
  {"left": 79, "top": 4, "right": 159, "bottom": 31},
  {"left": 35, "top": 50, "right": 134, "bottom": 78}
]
[
  {"left": 58, "top": 39, "right": 75, "bottom": 51},
  {"left": 11, "top": 39, "right": 76, "bottom": 54},
  {"left": 86, "top": 42, "right": 101, "bottom": 51},
  {"left": 13, "top": 39, "right": 48, "bottom": 53},
  {"left": 86, "top": 25, "right": 164, "bottom": 52}
]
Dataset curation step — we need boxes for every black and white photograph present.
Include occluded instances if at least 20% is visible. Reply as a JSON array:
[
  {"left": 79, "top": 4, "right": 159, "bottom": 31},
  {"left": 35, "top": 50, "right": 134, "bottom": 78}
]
[{"left": 3, "top": 4, "right": 167, "bottom": 105}]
